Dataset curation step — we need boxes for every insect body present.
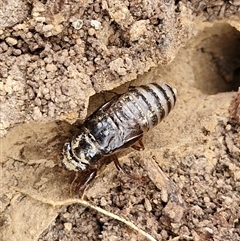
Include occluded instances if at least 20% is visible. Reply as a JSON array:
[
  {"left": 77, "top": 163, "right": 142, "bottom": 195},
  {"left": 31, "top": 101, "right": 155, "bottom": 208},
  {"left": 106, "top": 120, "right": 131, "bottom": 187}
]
[{"left": 63, "top": 83, "right": 177, "bottom": 190}]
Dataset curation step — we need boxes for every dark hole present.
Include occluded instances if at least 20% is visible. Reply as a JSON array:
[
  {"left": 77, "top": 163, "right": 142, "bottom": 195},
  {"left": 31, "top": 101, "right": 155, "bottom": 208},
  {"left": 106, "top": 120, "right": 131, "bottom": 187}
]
[{"left": 192, "top": 23, "right": 240, "bottom": 94}]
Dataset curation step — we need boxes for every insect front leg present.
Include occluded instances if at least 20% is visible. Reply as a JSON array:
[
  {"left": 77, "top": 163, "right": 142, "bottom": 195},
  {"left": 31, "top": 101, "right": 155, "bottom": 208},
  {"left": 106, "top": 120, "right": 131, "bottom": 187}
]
[{"left": 72, "top": 168, "right": 97, "bottom": 194}]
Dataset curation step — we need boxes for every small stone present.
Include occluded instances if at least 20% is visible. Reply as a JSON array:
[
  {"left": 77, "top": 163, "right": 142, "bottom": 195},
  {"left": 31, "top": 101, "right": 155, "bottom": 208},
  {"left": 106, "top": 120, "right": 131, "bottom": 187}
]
[
  {"left": 223, "top": 196, "right": 233, "bottom": 206},
  {"left": 109, "top": 58, "right": 127, "bottom": 76},
  {"left": 100, "top": 197, "right": 107, "bottom": 206},
  {"left": 5, "top": 37, "right": 18, "bottom": 46},
  {"left": 34, "top": 97, "right": 42, "bottom": 106},
  {"left": 35, "top": 17, "right": 46, "bottom": 22},
  {"left": 32, "top": 106, "right": 42, "bottom": 120},
  {"left": 42, "top": 24, "right": 53, "bottom": 32},
  {"left": 225, "top": 124, "right": 231, "bottom": 131},
  {"left": 88, "top": 28, "right": 95, "bottom": 36},
  {"left": 46, "top": 63, "right": 57, "bottom": 72},
  {"left": 64, "top": 222, "right": 72, "bottom": 231},
  {"left": 72, "top": 19, "right": 83, "bottom": 30},
  {"left": 13, "top": 49, "right": 22, "bottom": 56},
  {"left": 90, "top": 20, "right": 101, "bottom": 30},
  {"left": 203, "top": 196, "right": 210, "bottom": 203},
  {"left": 144, "top": 198, "right": 152, "bottom": 212},
  {"left": 205, "top": 227, "right": 213, "bottom": 234},
  {"left": 129, "top": 20, "right": 148, "bottom": 41}
]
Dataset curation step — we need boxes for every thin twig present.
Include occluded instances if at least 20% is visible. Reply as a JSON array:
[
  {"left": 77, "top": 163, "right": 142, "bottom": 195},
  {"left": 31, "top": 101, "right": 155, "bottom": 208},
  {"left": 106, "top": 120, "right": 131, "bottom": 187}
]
[{"left": 15, "top": 188, "right": 157, "bottom": 241}]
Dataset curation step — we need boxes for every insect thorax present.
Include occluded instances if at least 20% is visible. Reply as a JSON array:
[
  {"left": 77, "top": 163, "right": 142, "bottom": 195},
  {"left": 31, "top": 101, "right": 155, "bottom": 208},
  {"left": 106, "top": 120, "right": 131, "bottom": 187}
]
[{"left": 62, "top": 129, "right": 102, "bottom": 171}]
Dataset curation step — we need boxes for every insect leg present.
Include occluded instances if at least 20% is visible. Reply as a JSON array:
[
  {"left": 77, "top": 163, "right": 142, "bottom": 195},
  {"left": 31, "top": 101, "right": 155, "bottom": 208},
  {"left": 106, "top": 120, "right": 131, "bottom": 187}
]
[
  {"left": 70, "top": 172, "right": 79, "bottom": 196},
  {"left": 74, "top": 168, "right": 97, "bottom": 194},
  {"left": 112, "top": 154, "right": 127, "bottom": 174},
  {"left": 112, "top": 154, "right": 145, "bottom": 182},
  {"left": 131, "top": 138, "right": 145, "bottom": 151}
]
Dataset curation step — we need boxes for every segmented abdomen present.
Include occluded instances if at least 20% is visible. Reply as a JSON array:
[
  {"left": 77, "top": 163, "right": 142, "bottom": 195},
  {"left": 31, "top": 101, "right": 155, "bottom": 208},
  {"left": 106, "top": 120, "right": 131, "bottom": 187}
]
[
  {"left": 85, "top": 83, "right": 177, "bottom": 154},
  {"left": 116, "top": 83, "right": 177, "bottom": 131}
]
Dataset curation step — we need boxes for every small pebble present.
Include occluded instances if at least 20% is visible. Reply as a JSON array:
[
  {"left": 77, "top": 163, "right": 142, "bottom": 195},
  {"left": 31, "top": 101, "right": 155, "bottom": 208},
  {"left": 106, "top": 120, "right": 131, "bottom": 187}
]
[
  {"left": 72, "top": 19, "right": 83, "bottom": 30},
  {"left": 6, "top": 37, "right": 18, "bottom": 46},
  {"left": 225, "top": 124, "right": 231, "bottom": 131},
  {"left": 64, "top": 222, "right": 72, "bottom": 231},
  {"left": 46, "top": 63, "right": 58, "bottom": 72},
  {"left": 144, "top": 198, "right": 152, "bottom": 212},
  {"left": 90, "top": 20, "right": 101, "bottom": 30},
  {"left": 88, "top": 28, "right": 95, "bottom": 36},
  {"left": 100, "top": 197, "right": 107, "bottom": 206}
]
